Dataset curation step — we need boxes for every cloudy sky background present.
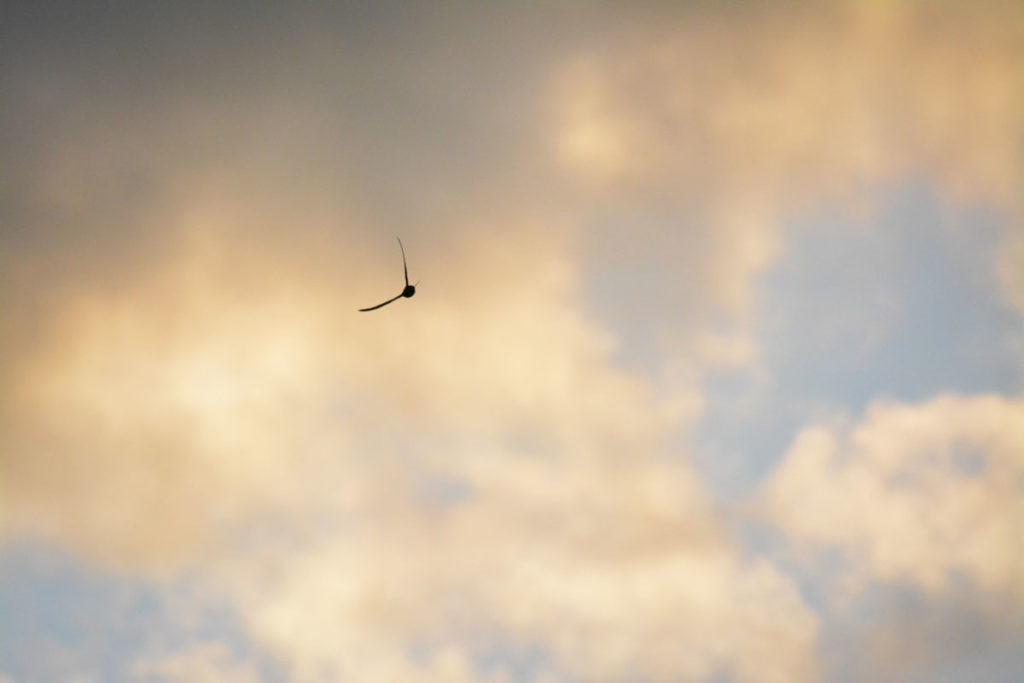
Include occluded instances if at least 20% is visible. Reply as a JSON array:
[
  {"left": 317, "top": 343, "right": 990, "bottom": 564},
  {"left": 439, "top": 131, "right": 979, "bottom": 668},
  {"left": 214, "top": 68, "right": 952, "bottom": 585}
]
[{"left": 2, "top": 2, "right": 1022, "bottom": 681}]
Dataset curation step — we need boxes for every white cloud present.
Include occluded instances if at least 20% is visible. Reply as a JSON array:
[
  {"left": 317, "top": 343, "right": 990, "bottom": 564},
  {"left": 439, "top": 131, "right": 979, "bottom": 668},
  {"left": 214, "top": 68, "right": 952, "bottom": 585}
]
[
  {"left": 762, "top": 393, "right": 1024, "bottom": 597},
  {"left": 132, "top": 642, "right": 264, "bottom": 683},
  {"left": 215, "top": 449, "right": 817, "bottom": 683}
]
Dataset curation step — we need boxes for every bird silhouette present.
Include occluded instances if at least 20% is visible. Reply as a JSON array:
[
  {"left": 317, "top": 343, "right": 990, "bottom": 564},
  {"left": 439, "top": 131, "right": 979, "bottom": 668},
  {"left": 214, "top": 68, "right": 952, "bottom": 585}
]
[{"left": 359, "top": 238, "right": 416, "bottom": 312}]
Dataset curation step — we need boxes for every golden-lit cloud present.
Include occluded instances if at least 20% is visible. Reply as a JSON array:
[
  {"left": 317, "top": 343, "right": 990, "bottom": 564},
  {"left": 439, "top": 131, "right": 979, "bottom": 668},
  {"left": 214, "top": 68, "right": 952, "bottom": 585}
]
[
  {"left": 762, "top": 393, "right": 1024, "bottom": 597},
  {"left": 2, "top": 231, "right": 336, "bottom": 571},
  {"left": 551, "top": 0, "right": 1024, "bottom": 312},
  {"left": 2, "top": 146, "right": 815, "bottom": 675},
  {"left": 2, "top": 211, "right": 817, "bottom": 678},
  {"left": 554, "top": 2, "right": 1023, "bottom": 206}
]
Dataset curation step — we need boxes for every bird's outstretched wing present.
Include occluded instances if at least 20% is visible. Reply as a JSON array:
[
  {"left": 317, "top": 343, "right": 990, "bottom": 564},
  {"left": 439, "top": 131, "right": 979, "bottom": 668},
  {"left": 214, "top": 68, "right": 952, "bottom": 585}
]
[
  {"left": 359, "top": 292, "right": 403, "bottom": 312},
  {"left": 398, "top": 237, "right": 409, "bottom": 287}
]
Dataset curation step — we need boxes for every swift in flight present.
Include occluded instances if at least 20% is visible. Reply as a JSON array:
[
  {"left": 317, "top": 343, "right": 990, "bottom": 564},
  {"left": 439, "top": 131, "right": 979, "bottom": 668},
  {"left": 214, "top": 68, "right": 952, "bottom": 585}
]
[{"left": 359, "top": 238, "right": 417, "bottom": 312}]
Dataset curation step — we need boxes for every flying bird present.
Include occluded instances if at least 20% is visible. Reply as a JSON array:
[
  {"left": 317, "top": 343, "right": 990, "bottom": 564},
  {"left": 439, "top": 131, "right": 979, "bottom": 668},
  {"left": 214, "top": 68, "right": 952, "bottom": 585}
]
[{"left": 359, "top": 238, "right": 416, "bottom": 312}]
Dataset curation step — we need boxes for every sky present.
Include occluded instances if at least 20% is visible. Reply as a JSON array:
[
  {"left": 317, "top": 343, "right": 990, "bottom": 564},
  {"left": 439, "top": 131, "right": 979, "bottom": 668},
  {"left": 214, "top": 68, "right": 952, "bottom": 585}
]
[{"left": 1, "top": 2, "right": 1022, "bottom": 682}]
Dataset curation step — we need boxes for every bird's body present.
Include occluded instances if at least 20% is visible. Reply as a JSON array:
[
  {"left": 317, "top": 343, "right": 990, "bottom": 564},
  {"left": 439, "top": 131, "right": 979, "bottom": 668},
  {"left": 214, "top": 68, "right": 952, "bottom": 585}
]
[{"left": 359, "top": 239, "right": 416, "bottom": 311}]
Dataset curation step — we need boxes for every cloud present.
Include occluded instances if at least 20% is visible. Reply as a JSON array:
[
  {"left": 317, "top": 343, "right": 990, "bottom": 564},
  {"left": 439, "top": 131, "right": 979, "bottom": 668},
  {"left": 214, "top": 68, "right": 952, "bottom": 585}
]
[
  {"left": 762, "top": 393, "right": 1024, "bottom": 680},
  {"left": 2, "top": 26, "right": 801, "bottom": 665},
  {"left": 132, "top": 642, "right": 265, "bottom": 683},
  {"left": 1, "top": 211, "right": 817, "bottom": 679},
  {"left": 555, "top": 2, "right": 1024, "bottom": 206},
  {"left": 2, "top": 224, "right": 344, "bottom": 571},
  {"left": 215, "top": 450, "right": 816, "bottom": 682},
  {"left": 762, "top": 393, "right": 1024, "bottom": 598},
  {"left": 550, "top": 0, "right": 1024, "bottom": 314}
]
